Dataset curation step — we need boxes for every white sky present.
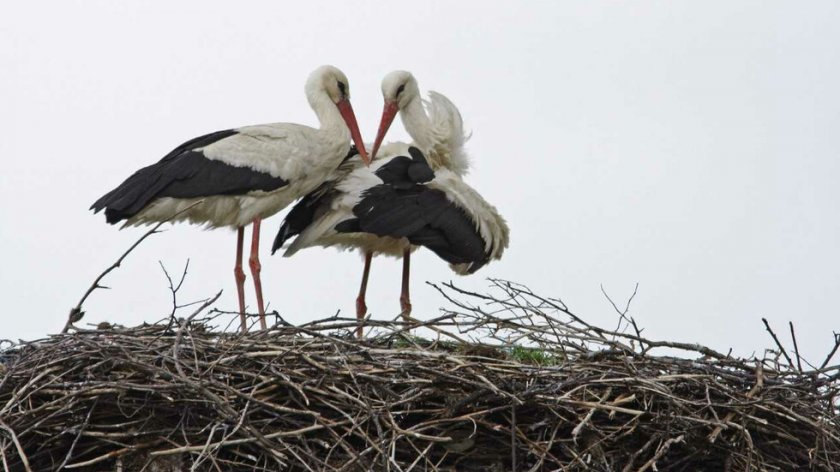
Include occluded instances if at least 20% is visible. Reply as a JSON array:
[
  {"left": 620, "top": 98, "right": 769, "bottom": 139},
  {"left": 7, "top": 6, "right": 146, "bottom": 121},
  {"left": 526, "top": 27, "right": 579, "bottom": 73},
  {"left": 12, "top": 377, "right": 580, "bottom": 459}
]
[{"left": 2, "top": 1, "right": 839, "bottom": 363}]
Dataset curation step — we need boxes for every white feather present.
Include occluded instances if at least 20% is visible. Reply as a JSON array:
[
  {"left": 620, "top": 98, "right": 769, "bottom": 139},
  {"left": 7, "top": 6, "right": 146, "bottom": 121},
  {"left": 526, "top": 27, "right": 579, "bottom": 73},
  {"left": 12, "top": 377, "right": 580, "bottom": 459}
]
[
  {"left": 428, "top": 168, "right": 509, "bottom": 260},
  {"left": 424, "top": 91, "right": 471, "bottom": 176}
]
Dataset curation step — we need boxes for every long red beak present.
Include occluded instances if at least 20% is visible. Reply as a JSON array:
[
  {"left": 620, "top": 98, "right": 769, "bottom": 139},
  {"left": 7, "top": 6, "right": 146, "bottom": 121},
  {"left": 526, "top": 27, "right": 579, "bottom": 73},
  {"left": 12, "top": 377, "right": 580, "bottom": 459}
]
[
  {"left": 336, "top": 99, "right": 370, "bottom": 165},
  {"left": 370, "top": 100, "right": 399, "bottom": 161}
]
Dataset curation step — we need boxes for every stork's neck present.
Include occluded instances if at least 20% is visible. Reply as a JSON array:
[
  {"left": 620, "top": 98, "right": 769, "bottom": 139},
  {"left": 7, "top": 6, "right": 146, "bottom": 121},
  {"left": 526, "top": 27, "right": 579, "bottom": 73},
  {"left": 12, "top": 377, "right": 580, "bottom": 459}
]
[
  {"left": 308, "top": 91, "right": 351, "bottom": 142},
  {"left": 400, "top": 98, "right": 434, "bottom": 151}
]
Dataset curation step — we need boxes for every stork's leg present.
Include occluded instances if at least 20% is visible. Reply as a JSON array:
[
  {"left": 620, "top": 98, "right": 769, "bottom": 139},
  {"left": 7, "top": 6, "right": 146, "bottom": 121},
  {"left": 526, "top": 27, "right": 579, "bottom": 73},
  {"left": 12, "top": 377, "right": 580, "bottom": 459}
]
[
  {"left": 248, "top": 218, "right": 268, "bottom": 330},
  {"left": 234, "top": 226, "right": 247, "bottom": 332},
  {"left": 400, "top": 248, "right": 412, "bottom": 321},
  {"left": 355, "top": 251, "right": 373, "bottom": 338}
]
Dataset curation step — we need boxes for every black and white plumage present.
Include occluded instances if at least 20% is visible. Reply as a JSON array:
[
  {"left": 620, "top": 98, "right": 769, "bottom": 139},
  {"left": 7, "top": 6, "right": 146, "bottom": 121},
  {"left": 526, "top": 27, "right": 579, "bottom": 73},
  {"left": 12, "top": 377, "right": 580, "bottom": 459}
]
[
  {"left": 91, "top": 129, "right": 289, "bottom": 225},
  {"left": 274, "top": 144, "right": 499, "bottom": 274},
  {"left": 91, "top": 65, "right": 369, "bottom": 331},
  {"left": 273, "top": 71, "right": 508, "bottom": 332}
]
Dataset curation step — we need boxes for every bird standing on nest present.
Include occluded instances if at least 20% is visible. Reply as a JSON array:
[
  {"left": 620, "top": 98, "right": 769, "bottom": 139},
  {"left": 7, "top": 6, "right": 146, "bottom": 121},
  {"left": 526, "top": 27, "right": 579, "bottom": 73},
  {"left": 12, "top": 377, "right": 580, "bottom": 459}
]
[
  {"left": 91, "top": 65, "right": 369, "bottom": 332},
  {"left": 273, "top": 71, "right": 508, "bottom": 336}
]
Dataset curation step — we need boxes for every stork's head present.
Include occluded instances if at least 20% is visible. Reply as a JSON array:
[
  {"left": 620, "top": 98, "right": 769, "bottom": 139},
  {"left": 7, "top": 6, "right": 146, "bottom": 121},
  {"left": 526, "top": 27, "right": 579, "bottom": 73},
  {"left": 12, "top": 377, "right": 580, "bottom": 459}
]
[
  {"left": 371, "top": 70, "right": 420, "bottom": 160},
  {"left": 306, "top": 65, "right": 369, "bottom": 164},
  {"left": 381, "top": 70, "right": 420, "bottom": 109}
]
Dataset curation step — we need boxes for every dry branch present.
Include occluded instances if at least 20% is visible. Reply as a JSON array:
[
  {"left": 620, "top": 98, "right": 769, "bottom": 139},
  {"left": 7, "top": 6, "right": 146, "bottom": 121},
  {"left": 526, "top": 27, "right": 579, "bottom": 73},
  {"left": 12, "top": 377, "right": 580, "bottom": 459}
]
[{"left": 64, "top": 202, "right": 203, "bottom": 334}]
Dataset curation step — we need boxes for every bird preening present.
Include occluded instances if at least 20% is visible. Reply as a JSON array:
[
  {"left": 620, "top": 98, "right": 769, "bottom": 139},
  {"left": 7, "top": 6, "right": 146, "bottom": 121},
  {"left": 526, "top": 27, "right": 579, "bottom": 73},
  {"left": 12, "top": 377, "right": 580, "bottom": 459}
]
[{"left": 91, "top": 66, "right": 509, "bottom": 335}]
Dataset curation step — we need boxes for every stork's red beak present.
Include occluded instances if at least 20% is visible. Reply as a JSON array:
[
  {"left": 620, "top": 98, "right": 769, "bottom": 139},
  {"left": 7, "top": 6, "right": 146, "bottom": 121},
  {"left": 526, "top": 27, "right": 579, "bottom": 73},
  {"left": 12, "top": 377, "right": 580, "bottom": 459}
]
[
  {"left": 336, "top": 99, "right": 370, "bottom": 165},
  {"left": 370, "top": 100, "right": 399, "bottom": 161}
]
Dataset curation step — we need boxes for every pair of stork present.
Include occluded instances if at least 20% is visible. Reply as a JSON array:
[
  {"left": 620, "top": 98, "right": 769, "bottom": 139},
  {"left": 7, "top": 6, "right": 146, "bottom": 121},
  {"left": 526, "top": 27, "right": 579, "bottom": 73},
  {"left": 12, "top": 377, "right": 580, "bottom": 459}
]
[{"left": 91, "top": 65, "right": 509, "bottom": 334}]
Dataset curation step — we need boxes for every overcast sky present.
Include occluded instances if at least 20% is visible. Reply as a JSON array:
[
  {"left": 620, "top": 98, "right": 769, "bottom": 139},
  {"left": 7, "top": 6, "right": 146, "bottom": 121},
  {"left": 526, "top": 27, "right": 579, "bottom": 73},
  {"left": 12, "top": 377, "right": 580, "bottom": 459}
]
[{"left": 2, "top": 1, "right": 838, "bottom": 363}]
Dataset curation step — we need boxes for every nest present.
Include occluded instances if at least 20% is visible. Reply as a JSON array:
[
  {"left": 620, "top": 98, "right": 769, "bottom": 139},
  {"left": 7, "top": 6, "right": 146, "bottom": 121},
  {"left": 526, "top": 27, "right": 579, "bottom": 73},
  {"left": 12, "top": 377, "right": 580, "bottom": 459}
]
[{"left": 1, "top": 281, "right": 839, "bottom": 471}]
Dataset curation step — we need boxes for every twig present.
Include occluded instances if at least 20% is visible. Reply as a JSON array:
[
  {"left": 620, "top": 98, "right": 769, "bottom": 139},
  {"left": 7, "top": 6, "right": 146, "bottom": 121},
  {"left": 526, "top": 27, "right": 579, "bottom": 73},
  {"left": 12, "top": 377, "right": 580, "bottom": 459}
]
[
  {"left": 56, "top": 398, "right": 98, "bottom": 470},
  {"left": 601, "top": 283, "right": 639, "bottom": 318},
  {"left": 172, "top": 290, "right": 223, "bottom": 378},
  {"left": 708, "top": 363, "right": 764, "bottom": 443},
  {"left": 0, "top": 420, "right": 31, "bottom": 472},
  {"left": 820, "top": 332, "right": 840, "bottom": 370},
  {"left": 762, "top": 318, "right": 795, "bottom": 370},
  {"left": 603, "top": 283, "right": 643, "bottom": 342},
  {"left": 63, "top": 201, "right": 203, "bottom": 333},
  {"left": 789, "top": 321, "right": 803, "bottom": 373},
  {"left": 636, "top": 434, "right": 684, "bottom": 472},
  {"left": 510, "top": 403, "right": 516, "bottom": 472}
]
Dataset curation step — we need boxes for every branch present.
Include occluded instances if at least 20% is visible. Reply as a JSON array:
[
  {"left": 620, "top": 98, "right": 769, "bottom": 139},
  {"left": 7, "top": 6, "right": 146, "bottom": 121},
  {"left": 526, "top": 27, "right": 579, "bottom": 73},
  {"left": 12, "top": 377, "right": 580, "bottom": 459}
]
[
  {"left": 762, "top": 318, "right": 795, "bottom": 371},
  {"left": 63, "top": 202, "right": 202, "bottom": 333},
  {"left": 172, "top": 290, "right": 223, "bottom": 378},
  {"left": 820, "top": 332, "right": 840, "bottom": 370},
  {"left": 0, "top": 420, "right": 32, "bottom": 472},
  {"left": 789, "top": 321, "right": 803, "bottom": 373}
]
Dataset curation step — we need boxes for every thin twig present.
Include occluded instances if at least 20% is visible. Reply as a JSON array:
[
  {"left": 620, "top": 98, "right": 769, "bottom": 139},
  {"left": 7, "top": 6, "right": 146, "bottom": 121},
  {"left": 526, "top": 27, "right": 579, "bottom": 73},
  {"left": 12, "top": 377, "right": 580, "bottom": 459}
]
[
  {"left": 173, "top": 290, "right": 223, "bottom": 378},
  {"left": 636, "top": 434, "right": 684, "bottom": 472},
  {"left": 789, "top": 321, "right": 803, "bottom": 373},
  {"left": 820, "top": 332, "right": 840, "bottom": 370},
  {"left": 63, "top": 201, "right": 203, "bottom": 333},
  {"left": 762, "top": 318, "right": 795, "bottom": 370},
  {"left": 0, "top": 420, "right": 32, "bottom": 472}
]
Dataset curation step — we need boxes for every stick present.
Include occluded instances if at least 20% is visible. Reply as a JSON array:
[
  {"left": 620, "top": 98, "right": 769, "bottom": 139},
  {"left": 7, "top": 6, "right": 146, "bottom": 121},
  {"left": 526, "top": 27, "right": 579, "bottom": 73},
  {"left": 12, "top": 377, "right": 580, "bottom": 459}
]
[
  {"left": 789, "top": 321, "right": 803, "bottom": 373},
  {"left": 0, "top": 421, "right": 32, "bottom": 472},
  {"left": 63, "top": 201, "right": 203, "bottom": 333},
  {"left": 172, "top": 290, "right": 223, "bottom": 378},
  {"left": 761, "top": 318, "right": 794, "bottom": 370},
  {"left": 820, "top": 332, "right": 840, "bottom": 370}
]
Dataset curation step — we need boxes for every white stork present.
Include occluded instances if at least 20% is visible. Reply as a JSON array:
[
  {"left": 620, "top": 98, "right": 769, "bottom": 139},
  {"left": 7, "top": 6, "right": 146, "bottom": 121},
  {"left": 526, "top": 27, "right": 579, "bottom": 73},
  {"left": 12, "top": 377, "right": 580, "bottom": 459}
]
[
  {"left": 272, "top": 71, "right": 508, "bottom": 335},
  {"left": 91, "top": 65, "right": 369, "bottom": 332}
]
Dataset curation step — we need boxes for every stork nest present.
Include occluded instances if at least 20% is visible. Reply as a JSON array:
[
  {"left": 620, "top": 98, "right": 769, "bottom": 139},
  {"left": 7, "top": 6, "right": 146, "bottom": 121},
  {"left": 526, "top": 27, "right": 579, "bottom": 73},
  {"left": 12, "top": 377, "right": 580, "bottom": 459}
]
[{"left": 1, "top": 280, "right": 839, "bottom": 471}]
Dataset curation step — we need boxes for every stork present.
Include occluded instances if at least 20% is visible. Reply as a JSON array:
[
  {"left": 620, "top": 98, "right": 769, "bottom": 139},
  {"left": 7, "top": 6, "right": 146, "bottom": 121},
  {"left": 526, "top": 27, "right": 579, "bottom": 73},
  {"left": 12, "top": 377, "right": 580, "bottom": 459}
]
[
  {"left": 91, "top": 65, "right": 369, "bottom": 332},
  {"left": 273, "top": 71, "right": 508, "bottom": 335}
]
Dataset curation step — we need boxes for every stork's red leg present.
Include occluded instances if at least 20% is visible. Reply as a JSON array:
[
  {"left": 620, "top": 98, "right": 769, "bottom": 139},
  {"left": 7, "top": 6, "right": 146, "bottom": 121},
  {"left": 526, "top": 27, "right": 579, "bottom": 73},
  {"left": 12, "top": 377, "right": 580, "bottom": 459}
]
[
  {"left": 400, "top": 248, "right": 412, "bottom": 321},
  {"left": 234, "top": 226, "right": 247, "bottom": 332},
  {"left": 355, "top": 251, "right": 373, "bottom": 337},
  {"left": 248, "top": 218, "right": 268, "bottom": 330}
]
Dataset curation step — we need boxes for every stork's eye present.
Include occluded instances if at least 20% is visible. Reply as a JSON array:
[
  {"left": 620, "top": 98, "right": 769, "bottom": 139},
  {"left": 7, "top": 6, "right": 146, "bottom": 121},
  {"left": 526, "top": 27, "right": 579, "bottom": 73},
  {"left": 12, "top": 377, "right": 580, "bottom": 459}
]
[
  {"left": 337, "top": 81, "right": 347, "bottom": 97},
  {"left": 396, "top": 84, "right": 406, "bottom": 96}
]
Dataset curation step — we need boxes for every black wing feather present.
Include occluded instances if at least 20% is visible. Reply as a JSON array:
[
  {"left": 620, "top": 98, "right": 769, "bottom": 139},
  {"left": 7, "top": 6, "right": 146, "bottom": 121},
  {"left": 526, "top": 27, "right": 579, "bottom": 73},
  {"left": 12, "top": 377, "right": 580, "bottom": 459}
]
[
  {"left": 91, "top": 129, "right": 289, "bottom": 224},
  {"left": 335, "top": 146, "right": 490, "bottom": 272}
]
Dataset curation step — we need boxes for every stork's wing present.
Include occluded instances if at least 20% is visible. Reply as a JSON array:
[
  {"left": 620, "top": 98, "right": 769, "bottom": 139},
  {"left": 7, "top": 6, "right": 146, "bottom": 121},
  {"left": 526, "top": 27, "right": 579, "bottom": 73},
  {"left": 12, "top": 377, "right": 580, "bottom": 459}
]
[
  {"left": 91, "top": 129, "right": 289, "bottom": 224},
  {"left": 342, "top": 146, "right": 492, "bottom": 273},
  {"left": 275, "top": 145, "right": 505, "bottom": 274},
  {"left": 340, "top": 184, "right": 488, "bottom": 272}
]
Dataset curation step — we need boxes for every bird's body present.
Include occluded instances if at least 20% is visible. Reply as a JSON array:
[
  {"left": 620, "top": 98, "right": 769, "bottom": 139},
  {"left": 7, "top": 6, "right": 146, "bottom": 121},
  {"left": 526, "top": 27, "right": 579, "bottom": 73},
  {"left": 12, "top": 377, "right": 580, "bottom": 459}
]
[
  {"left": 91, "top": 65, "right": 368, "bottom": 331},
  {"left": 277, "top": 141, "right": 506, "bottom": 275},
  {"left": 100, "top": 123, "right": 353, "bottom": 229}
]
